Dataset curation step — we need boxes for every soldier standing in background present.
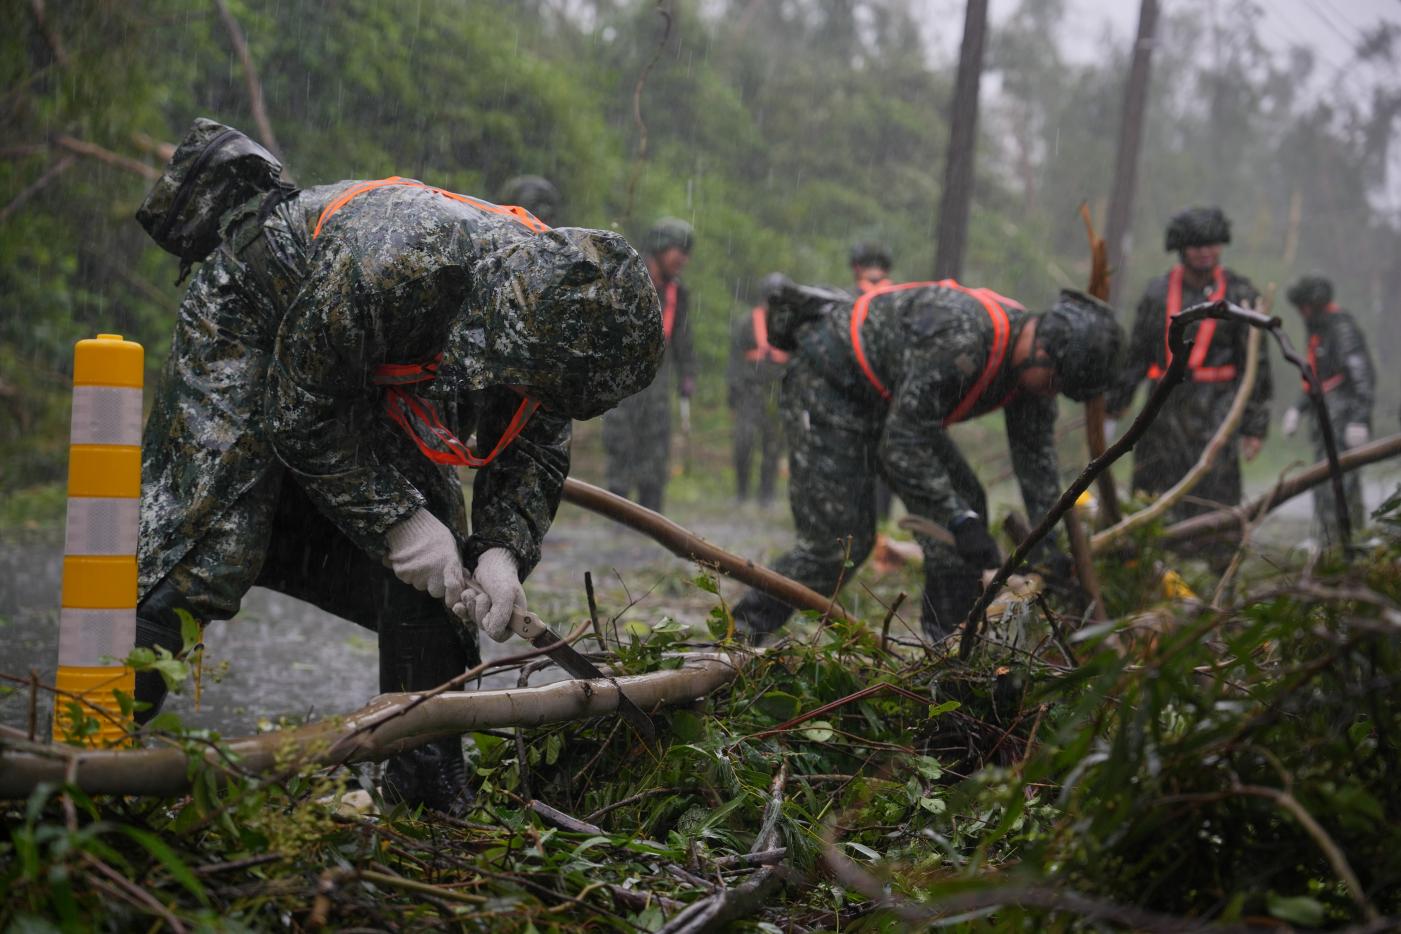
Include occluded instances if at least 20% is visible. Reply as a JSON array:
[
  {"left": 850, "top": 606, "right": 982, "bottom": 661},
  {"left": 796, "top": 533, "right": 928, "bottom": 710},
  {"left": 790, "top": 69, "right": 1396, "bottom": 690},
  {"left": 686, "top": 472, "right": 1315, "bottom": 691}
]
[
  {"left": 603, "top": 218, "right": 697, "bottom": 512},
  {"left": 1107, "top": 207, "right": 1272, "bottom": 521},
  {"left": 497, "top": 175, "right": 561, "bottom": 227},
  {"left": 728, "top": 274, "right": 790, "bottom": 506},
  {"left": 1281, "top": 275, "right": 1376, "bottom": 544},
  {"left": 730, "top": 279, "right": 1122, "bottom": 641},
  {"left": 132, "top": 123, "right": 663, "bottom": 815}
]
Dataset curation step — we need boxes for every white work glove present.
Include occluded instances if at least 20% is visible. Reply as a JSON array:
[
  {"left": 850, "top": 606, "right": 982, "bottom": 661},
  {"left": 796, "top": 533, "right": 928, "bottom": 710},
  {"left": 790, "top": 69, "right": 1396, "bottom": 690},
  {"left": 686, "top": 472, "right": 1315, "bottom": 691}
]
[
  {"left": 1344, "top": 423, "right": 1370, "bottom": 449},
  {"left": 1103, "top": 418, "right": 1119, "bottom": 444},
  {"left": 383, "top": 508, "right": 466, "bottom": 603},
  {"left": 454, "top": 547, "right": 525, "bottom": 643},
  {"left": 1281, "top": 407, "right": 1300, "bottom": 438}
]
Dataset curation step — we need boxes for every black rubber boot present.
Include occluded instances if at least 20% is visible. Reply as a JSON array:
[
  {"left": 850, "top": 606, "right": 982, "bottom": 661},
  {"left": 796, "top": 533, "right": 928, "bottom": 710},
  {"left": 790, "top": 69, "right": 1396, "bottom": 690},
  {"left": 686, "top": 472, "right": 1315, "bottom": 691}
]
[
  {"left": 133, "top": 582, "right": 201, "bottom": 725},
  {"left": 920, "top": 571, "right": 983, "bottom": 641},
  {"left": 731, "top": 589, "right": 796, "bottom": 644},
  {"left": 377, "top": 603, "right": 474, "bottom": 817}
]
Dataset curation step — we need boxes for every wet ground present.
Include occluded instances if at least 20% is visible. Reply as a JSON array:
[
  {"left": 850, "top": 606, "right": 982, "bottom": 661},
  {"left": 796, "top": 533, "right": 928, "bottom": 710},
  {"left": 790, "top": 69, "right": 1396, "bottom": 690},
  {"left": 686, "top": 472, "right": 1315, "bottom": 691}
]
[{"left": 3, "top": 459, "right": 1396, "bottom": 740}]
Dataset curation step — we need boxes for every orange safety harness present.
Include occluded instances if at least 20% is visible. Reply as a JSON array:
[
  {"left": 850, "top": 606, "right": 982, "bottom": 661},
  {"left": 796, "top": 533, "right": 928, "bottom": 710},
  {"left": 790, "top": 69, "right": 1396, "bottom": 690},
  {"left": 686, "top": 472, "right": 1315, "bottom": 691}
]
[
  {"left": 1146, "top": 264, "right": 1235, "bottom": 382},
  {"left": 857, "top": 276, "right": 893, "bottom": 295},
  {"left": 1302, "top": 302, "right": 1346, "bottom": 393},
  {"left": 311, "top": 176, "right": 549, "bottom": 468},
  {"left": 660, "top": 280, "right": 679, "bottom": 342},
  {"left": 849, "top": 280, "right": 1019, "bottom": 426},
  {"left": 744, "top": 305, "right": 790, "bottom": 364}
]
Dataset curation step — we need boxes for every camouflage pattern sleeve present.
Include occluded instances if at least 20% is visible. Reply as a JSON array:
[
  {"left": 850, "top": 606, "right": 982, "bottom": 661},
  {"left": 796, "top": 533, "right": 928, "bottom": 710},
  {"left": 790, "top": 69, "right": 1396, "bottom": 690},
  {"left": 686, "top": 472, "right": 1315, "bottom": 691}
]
[
  {"left": 265, "top": 240, "right": 427, "bottom": 558},
  {"left": 877, "top": 343, "right": 979, "bottom": 524},
  {"left": 1107, "top": 287, "right": 1160, "bottom": 415},
  {"left": 1335, "top": 311, "right": 1376, "bottom": 428},
  {"left": 464, "top": 389, "right": 571, "bottom": 578},
  {"left": 1004, "top": 394, "right": 1063, "bottom": 531}
]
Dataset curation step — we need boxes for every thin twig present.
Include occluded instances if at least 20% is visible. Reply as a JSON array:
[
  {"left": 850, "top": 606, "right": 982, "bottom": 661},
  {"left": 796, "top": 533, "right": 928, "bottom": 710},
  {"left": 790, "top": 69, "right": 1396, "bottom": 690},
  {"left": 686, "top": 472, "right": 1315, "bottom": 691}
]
[
  {"left": 0, "top": 154, "right": 74, "bottom": 224},
  {"left": 211, "top": 0, "right": 284, "bottom": 165},
  {"left": 620, "top": 1, "right": 673, "bottom": 225}
]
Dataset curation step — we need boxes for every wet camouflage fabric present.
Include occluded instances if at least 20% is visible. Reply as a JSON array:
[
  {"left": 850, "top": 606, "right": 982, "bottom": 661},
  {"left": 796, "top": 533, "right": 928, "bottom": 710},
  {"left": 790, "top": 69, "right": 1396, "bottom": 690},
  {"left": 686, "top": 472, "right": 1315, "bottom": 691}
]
[
  {"left": 728, "top": 306, "right": 788, "bottom": 502},
  {"left": 1108, "top": 267, "right": 1272, "bottom": 519},
  {"left": 136, "top": 117, "right": 286, "bottom": 264},
  {"left": 734, "top": 284, "right": 1064, "bottom": 635},
  {"left": 1296, "top": 306, "right": 1376, "bottom": 542},
  {"left": 603, "top": 275, "right": 695, "bottom": 509},
  {"left": 140, "top": 180, "right": 660, "bottom": 627}
]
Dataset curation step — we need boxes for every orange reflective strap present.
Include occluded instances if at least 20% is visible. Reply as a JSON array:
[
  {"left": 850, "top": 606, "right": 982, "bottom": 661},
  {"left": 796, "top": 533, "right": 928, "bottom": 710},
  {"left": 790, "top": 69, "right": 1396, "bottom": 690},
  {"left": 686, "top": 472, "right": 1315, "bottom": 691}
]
[
  {"left": 849, "top": 281, "right": 935, "bottom": 399},
  {"left": 659, "top": 281, "right": 679, "bottom": 342},
  {"left": 1147, "top": 264, "right": 1228, "bottom": 381},
  {"left": 312, "top": 176, "right": 551, "bottom": 240},
  {"left": 1301, "top": 330, "right": 1345, "bottom": 393},
  {"left": 745, "top": 305, "right": 790, "bottom": 364}
]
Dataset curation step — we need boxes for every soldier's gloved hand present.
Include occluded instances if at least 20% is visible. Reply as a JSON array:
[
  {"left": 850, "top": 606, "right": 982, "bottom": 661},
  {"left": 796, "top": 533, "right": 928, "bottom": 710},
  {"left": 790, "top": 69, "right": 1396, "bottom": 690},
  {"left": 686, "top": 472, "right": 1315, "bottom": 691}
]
[
  {"left": 1103, "top": 417, "right": 1119, "bottom": 444},
  {"left": 457, "top": 548, "right": 525, "bottom": 643},
  {"left": 383, "top": 509, "right": 466, "bottom": 604},
  {"left": 1344, "top": 423, "right": 1370, "bottom": 449},
  {"left": 950, "top": 513, "right": 1001, "bottom": 571},
  {"left": 1282, "top": 407, "right": 1301, "bottom": 437}
]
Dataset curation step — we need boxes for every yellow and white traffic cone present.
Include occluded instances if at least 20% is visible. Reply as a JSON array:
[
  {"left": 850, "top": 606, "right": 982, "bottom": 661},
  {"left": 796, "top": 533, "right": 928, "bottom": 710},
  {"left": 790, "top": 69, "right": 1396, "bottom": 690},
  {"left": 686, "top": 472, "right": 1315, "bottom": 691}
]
[{"left": 52, "top": 334, "right": 142, "bottom": 746}]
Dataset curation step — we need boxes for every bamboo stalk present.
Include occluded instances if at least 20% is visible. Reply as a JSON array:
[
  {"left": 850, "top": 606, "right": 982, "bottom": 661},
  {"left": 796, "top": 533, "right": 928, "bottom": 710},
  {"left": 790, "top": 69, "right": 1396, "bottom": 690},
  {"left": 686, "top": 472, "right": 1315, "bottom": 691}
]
[{"left": 0, "top": 654, "right": 740, "bottom": 800}]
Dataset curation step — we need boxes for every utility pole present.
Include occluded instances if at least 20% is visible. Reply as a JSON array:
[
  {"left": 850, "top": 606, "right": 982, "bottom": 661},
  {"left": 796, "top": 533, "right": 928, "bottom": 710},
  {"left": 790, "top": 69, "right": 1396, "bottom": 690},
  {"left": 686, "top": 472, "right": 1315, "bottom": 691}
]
[
  {"left": 933, "top": 0, "right": 989, "bottom": 280},
  {"left": 1105, "top": 0, "right": 1159, "bottom": 308}
]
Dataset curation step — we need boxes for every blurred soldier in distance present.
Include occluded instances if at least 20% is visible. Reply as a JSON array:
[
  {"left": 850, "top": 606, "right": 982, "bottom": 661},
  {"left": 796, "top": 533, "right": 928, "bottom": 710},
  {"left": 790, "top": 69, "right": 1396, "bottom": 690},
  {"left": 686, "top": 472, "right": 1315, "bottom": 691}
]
[
  {"left": 497, "top": 174, "right": 561, "bottom": 227},
  {"left": 1281, "top": 274, "right": 1375, "bottom": 544},
  {"left": 849, "top": 240, "right": 897, "bottom": 520},
  {"left": 602, "top": 217, "right": 698, "bottom": 513},
  {"left": 1108, "top": 206, "right": 1272, "bottom": 524},
  {"left": 728, "top": 273, "right": 790, "bottom": 507}
]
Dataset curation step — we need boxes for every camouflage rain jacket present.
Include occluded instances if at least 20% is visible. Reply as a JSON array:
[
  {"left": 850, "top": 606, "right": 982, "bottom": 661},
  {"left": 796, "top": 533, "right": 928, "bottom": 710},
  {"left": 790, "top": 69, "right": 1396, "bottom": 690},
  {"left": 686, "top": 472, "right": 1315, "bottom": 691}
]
[
  {"left": 781, "top": 283, "right": 1062, "bottom": 532},
  {"left": 1294, "top": 304, "right": 1375, "bottom": 432},
  {"left": 138, "top": 181, "right": 645, "bottom": 600}
]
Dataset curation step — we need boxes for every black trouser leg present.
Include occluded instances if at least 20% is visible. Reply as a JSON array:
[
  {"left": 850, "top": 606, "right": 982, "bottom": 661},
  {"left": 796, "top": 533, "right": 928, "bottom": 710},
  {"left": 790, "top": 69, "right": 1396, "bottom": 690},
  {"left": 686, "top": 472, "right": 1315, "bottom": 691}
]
[
  {"left": 638, "top": 482, "right": 664, "bottom": 513},
  {"left": 731, "top": 588, "right": 796, "bottom": 641},
  {"left": 133, "top": 581, "right": 203, "bottom": 725},
  {"left": 920, "top": 571, "right": 983, "bottom": 641},
  {"left": 377, "top": 578, "right": 474, "bottom": 817}
]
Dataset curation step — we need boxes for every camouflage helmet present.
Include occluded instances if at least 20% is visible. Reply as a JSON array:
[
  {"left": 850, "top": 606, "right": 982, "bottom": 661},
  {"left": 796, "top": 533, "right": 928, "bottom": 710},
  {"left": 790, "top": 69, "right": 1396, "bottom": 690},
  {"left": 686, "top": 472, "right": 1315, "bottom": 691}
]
[
  {"left": 1037, "top": 289, "right": 1125, "bottom": 402},
  {"left": 497, "top": 175, "right": 561, "bottom": 226},
  {"left": 1286, "top": 274, "right": 1334, "bottom": 309},
  {"left": 849, "top": 240, "right": 893, "bottom": 270},
  {"left": 645, "top": 217, "right": 694, "bottom": 256},
  {"left": 1165, "top": 206, "right": 1232, "bottom": 251},
  {"left": 443, "top": 228, "right": 663, "bottom": 421}
]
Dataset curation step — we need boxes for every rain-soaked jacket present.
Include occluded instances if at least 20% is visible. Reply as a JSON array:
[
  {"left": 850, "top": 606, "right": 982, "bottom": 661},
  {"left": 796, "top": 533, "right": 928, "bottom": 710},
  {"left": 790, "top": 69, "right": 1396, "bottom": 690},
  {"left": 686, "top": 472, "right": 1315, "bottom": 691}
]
[
  {"left": 1295, "top": 303, "right": 1375, "bottom": 431},
  {"left": 139, "top": 179, "right": 661, "bottom": 602}
]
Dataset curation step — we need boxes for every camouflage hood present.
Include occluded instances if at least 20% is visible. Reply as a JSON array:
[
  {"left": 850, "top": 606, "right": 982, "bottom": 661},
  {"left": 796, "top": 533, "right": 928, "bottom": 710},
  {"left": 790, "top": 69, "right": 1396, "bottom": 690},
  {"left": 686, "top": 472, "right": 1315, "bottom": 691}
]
[
  {"left": 136, "top": 118, "right": 287, "bottom": 265},
  {"left": 440, "top": 227, "right": 664, "bottom": 421}
]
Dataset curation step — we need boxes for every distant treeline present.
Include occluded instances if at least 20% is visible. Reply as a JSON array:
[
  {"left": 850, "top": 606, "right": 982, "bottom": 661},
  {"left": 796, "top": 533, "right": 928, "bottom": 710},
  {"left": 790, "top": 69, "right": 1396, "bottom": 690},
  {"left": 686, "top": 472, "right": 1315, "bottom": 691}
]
[{"left": 4, "top": 0, "right": 1398, "bottom": 488}]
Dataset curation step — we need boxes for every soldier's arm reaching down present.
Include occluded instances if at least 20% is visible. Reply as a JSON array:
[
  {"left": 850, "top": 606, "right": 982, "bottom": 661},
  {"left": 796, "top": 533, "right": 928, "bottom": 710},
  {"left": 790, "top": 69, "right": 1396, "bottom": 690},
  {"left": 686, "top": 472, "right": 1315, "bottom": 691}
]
[
  {"left": 464, "top": 388, "right": 571, "bottom": 578},
  {"left": 264, "top": 239, "right": 430, "bottom": 558},
  {"left": 1004, "top": 394, "right": 1062, "bottom": 534},
  {"left": 1106, "top": 288, "right": 1159, "bottom": 417}
]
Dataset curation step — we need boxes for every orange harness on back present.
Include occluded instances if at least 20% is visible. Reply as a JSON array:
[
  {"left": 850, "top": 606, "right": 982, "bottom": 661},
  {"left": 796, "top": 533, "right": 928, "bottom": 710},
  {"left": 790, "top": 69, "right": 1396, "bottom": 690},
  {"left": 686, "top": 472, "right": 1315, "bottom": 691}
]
[
  {"left": 744, "top": 305, "right": 790, "bottom": 364},
  {"left": 1146, "top": 264, "right": 1235, "bottom": 382},
  {"left": 1303, "top": 303, "right": 1346, "bottom": 393},
  {"left": 849, "top": 280, "right": 1019, "bottom": 426},
  {"left": 312, "top": 176, "right": 549, "bottom": 468},
  {"left": 660, "top": 280, "right": 679, "bottom": 342}
]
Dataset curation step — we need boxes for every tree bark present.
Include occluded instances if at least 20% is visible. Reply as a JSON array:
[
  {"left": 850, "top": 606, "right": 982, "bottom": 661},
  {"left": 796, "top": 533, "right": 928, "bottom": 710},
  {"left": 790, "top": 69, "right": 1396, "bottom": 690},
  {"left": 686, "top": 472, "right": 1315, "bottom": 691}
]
[
  {"left": 1105, "top": 0, "right": 1159, "bottom": 309},
  {"left": 212, "top": 0, "right": 284, "bottom": 165},
  {"left": 932, "top": 0, "right": 989, "bottom": 279},
  {"left": 561, "top": 478, "right": 850, "bottom": 622},
  {"left": 0, "top": 654, "right": 739, "bottom": 799}
]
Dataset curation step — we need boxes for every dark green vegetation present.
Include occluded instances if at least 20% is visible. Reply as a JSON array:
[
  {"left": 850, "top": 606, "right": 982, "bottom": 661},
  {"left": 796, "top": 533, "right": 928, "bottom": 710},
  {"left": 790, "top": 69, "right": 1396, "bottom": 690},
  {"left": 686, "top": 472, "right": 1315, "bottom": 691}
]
[
  {"left": 5, "top": 513, "right": 1401, "bottom": 930},
  {"left": 4, "top": 0, "right": 1401, "bottom": 503}
]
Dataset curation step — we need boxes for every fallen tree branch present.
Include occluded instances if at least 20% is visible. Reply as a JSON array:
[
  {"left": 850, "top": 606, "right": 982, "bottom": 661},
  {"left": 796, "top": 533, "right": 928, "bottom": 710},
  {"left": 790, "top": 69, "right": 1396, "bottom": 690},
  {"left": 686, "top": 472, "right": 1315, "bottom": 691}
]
[
  {"left": 1092, "top": 322, "right": 1262, "bottom": 553},
  {"left": 0, "top": 654, "right": 740, "bottom": 799},
  {"left": 27, "top": 0, "right": 69, "bottom": 68},
  {"left": 1162, "top": 433, "right": 1401, "bottom": 546},
  {"left": 959, "top": 300, "right": 1276, "bottom": 659},
  {"left": 0, "top": 154, "right": 73, "bottom": 224},
  {"left": 53, "top": 134, "right": 159, "bottom": 180},
  {"left": 562, "top": 478, "right": 850, "bottom": 622}
]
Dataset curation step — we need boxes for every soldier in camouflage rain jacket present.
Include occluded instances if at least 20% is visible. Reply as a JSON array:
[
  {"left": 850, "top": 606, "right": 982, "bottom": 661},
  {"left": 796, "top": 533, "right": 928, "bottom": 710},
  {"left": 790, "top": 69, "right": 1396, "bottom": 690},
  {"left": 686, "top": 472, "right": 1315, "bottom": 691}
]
[
  {"left": 1108, "top": 207, "right": 1272, "bottom": 522},
  {"left": 1281, "top": 275, "right": 1376, "bottom": 543},
  {"left": 136, "top": 137, "right": 661, "bottom": 814},
  {"left": 731, "top": 280, "right": 1123, "bottom": 641},
  {"left": 602, "top": 218, "right": 697, "bottom": 512}
]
